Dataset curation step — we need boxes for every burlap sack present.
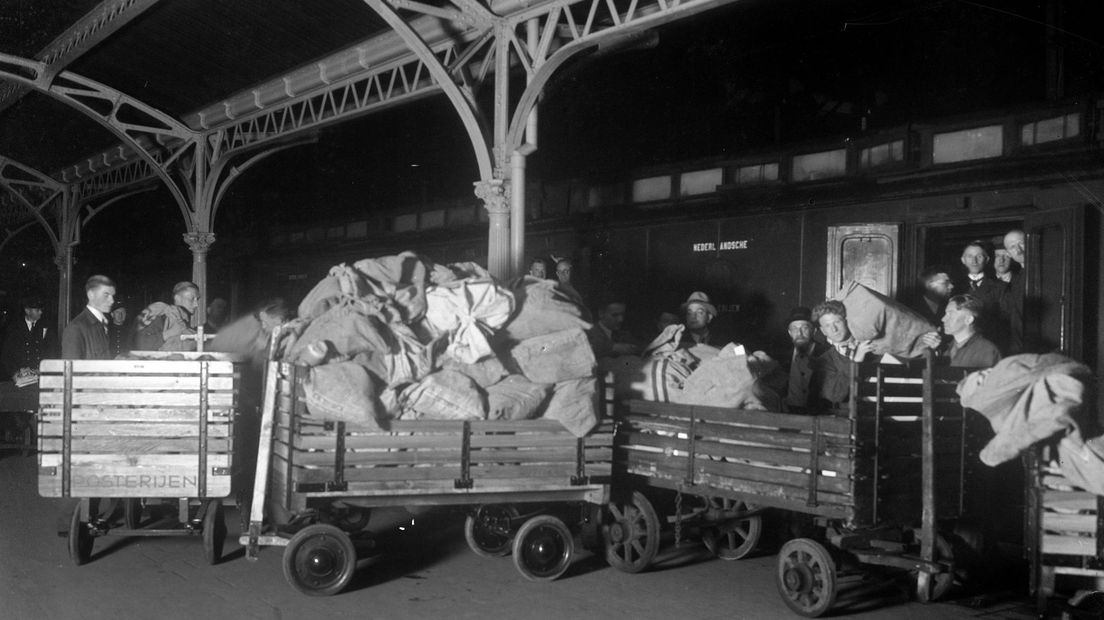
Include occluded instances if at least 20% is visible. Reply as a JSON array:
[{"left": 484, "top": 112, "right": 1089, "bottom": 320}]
[
  {"left": 508, "top": 328, "right": 595, "bottom": 384},
  {"left": 834, "top": 281, "right": 936, "bottom": 359},
  {"left": 540, "top": 377, "right": 598, "bottom": 437},
  {"left": 486, "top": 375, "right": 551, "bottom": 421}
]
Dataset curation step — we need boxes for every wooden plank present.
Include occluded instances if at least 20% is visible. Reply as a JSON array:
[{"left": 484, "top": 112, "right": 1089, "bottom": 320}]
[
  {"left": 470, "top": 464, "right": 577, "bottom": 479},
  {"left": 470, "top": 434, "right": 578, "bottom": 449},
  {"left": 41, "top": 437, "right": 232, "bottom": 454},
  {"left": 1042, "top": 534, "right": 1099, "bottom": 557},
  {"left": 291, "top": 464, "right": 461, "bottom": 484},
  {"left": 626, "top": 400, "right": 853, "bottom": 436},
  {"left": 39, "top": 407, "right": 233, "bottom": 422},
  {"left": 39, "top": 374, "right": 236, "bottom": 390},
  {"left": 41, "top": 391, "right": 235, "bottom": 408},
  {"left": 40, "top": 359, "right": 238, "bottom": 374},
  {"left": 1044, "top": 491, "right": 1099, "bottom": 513},
  {"left": 282, "top": 429, "right": 462, "bottom": 451},
  {"left": 38, "top": 454, "right": 231, "bottom": 498},
  {"left": 274, "top": 441, "right": 462, "bottom": 467},
  {"left": 470, "top": 447, "right": 599, "bottom": 464},
  {"left": 621, "top": 432, "right": 853, "bottom": 472},
  {"left": 1042, "top": 512, "right": 1099, "bottom": 535},
  {"left": 39, "top": 422, "right": 230, "bottom": 438}
]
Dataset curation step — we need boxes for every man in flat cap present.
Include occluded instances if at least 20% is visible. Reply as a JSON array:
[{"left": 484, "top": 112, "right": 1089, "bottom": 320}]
[{"left": 783, "top": 306, "right": 830, "bottom": 412}]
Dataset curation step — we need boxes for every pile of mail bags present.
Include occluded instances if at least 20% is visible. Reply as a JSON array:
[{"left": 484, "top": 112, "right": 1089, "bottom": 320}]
[{"left": 271, "top": 252, "right": 599, "bottom": 437}]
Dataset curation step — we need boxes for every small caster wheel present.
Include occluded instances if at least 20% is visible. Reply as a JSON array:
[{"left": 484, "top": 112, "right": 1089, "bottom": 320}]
[
  {"left": 700, "top": 497, "right": 761, "bottom": 560},
  {"left": 202, "top": 499, "right": 227, "bottom": 565},
  {"left": 124, "top": 498, "right": 142, "bottom": 530},
  {"left": 603, "top": 491, "right": 659, "bottom": 573},
  {"left": 68, "top": 502, "right": 94, "bottom": 566}
]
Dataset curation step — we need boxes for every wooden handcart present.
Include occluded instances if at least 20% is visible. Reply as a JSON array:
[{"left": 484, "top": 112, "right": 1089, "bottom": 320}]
[
  {"left": 242, "top": 360, "right": 616, "bottom": 595},
  {"left": 612, "top": 352, "right": 985, "bottom": 617},
  {"left": 37, "top": 354, "right": 242, "bottom": 566}
]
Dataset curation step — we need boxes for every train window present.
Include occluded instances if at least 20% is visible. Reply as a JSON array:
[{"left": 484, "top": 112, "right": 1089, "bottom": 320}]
[
  {"left": 326, "top": 226, "right": 345, "bottom": 239},
  {"left": 932, "top": 125, "right": 1003, "bottom": 164},
  {"left": 306, "top": 227, "right": 324, "bottom": 242},
  {"left": 587, "top": 182, "right": 623, "bottom": 208},
  {"left": 447, "top": 206, "right": 475, "bottom": 226},
  {"left": 289, "top": 231, "right": 304, "bottom": 243},
  {"left": 347, "top": 220, "right": 368, "bottom": 238},
  {"left": 631, "top": 175, "right": 671, "bottom": 202},
  {"left": 734, "top": 162, "right": 779, "bottom": 185},
  {"left": 392, "top": 213, "right": 417, "bottom": 232},
  {"left": 859, "top": 140, "right": 904, "bottom": 168},
  {"left": 792, "top": 149, "right": 846, "bottom": 181},
  {"left": 1020, "top": 113, "right": 1080, "bottom": 146},
  {"left": 679, "top": 168, "right": 722, "bottom": 196}
]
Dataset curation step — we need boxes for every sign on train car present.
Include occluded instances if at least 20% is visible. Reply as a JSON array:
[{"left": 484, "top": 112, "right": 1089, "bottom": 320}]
[{"left": 37, "top": 356, "right": 242, "bottom": 499}]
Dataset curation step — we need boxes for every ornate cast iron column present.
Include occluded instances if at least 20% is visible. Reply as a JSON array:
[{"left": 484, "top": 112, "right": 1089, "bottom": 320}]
[
  {"left": 475, "top": 179, "right": 510, "bottom": 279},
  {"left": 54, "top": 248, "right": 72, "bottom": 332},
  {"left": 183, "top": 231, "right": 215, "bottom": 325}
]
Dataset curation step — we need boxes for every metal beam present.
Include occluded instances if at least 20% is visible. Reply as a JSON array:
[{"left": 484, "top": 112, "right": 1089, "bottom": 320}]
[
  {"left": 0, "top": 155, "right": 64, "bottom": 248},
  {"left": 0, "top": 0, "right": 162, "bottom": 115}
]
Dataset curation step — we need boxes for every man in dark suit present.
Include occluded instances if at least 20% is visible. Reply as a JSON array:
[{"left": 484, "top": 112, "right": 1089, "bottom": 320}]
[
  {"left": 62, "top": 275, "right": 116, "bottom": 360},
  {"left": 589, "top": 299, "right": 640, "bottom": 359},
  {"left": 1, "top": 295, "right": 56, "bottom": 379},
  {"left": 782, "top": 306, "right": 831, "bottom": 413},
  {"left": 958, "top": 240, "right": 1006, "bottom": 348}
]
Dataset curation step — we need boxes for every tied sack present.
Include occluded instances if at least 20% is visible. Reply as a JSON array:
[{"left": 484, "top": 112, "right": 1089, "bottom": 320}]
[
  {"left": 486, "top": 375, "right": 551, "bottom": 421},
  {"left": 540, "top": 377, "right": 599, "bottom": 437},
  {"left": 509, "top": 328, "right": 595, "bottom": 384},
  {"left": 425, "top": 278, "right": 514, "bottom": 364},
  {"left": 601, "top": 354, "right": 694, "bottom": 402},
  {"left": 495, "top": 276, "right": 591, "bottom": 344},
  {"left": 304, "top": 361, "right": 387, "bottom": 429},
  {"left": 398, "top": 369, "right": 486, "bottom": 421},
  {"left": 835, "top": 280, "right": 935, "bottom": 359},
  {"left": 669, "top": 343, "right": 780, "bottom": 410}
]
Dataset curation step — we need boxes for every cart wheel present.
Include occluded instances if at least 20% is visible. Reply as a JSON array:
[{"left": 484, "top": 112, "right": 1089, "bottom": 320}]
[
  {"left": 915, "top": 534, "right": 955, "bottom": 603},
  {"left": 700, "top": 497, "right": 762, "bottom": 560},
  {"left": 202, "top": 499, "right": 227, "bottom": 565},
  {"left": 603, "top": 491, "right": 660, "bottom": 573},
  {"left": 465, "top": 505, "right": 519, "bottom": 558},
  {"left": 282, "top": 524, "right": 357, "bottom": 596},
  {"left": 123, "top": 498, "right": 142, "bottom": 530},
  {"left": 512, "top": 515, "right": 574, "bottom": 582},
  {"left": 777, "top": 538, "right": 837, "bottom": 617},
  {"left": 68, "top": 503, "right": 94, "bottom": 566}
]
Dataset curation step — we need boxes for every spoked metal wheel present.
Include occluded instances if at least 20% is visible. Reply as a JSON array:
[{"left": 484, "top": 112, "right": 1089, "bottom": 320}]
[
  {"left": 202, "top": 499, "right": 227, "bottom": 565},
  {"left": 123, "top": 498, "right": 142, "bottom": 530},
  {"left": 282, "top": 524, "right": 358, "bottom": 596},
  {"left": 68, "top": 502, "right": 94, "bottom": 566},
  {"left": 465, "top": 505, "right": 520, "bottom": 558},
  {"left": 777, "top": 538, "right": 837, "bottom": 617},
  {"left": 699, "top": 496, "right": 762, "bottom": 560},
  {"left": 604, "top": 491, "right": 660, "bottom": 573}
]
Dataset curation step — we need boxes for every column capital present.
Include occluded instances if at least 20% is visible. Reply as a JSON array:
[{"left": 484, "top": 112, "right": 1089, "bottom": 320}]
[
  {"left": 474, "top": 178, "right": 510, "bottom": 215},
  {"left": 183, "top": 231, "right": 216, "bottom": 254},
  {"left": 53, "top": 252, "right": 68, "bottom": 272}
]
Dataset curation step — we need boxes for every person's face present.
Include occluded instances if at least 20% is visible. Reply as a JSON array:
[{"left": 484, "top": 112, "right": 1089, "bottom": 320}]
[
  {"left": 175, "top": 288, "right": 199, "bottom": 313},
  {"left": 817, "top": 312, "right": 850, "bottom": 344},
  {"left": 599, "top": 303, "right": 626, "bottom": 331},
  {"left": 1003, "top": 231, "right": 1025, "bottom": 265},
  {"left": 685, "top": 303, "right": 712, "bottom": 330},
  {"left": 88, "top": 285, "right": 115, "bottom": 314},
  {"left": 259, "top": 310, "right": 283, "bottom": 332},
  {"left": 555, "top": 262, "right": 572, "bottom": 283},
  {"left": 924, "top": 273, "right": 954, "bottom": 300},
  {"left": 942, "top": 301, "right": 971, "bottom": 336},
  {"left": 960, "top": 245, "right": 988, "bottom": 275},
  {"left": 23, "top": 307, "right": 42, "bottom": 322},
  {"left": 529, "top": 262, "right": 546, "bottom": 279},
  {"left": 111, "top": 308, "right": 127, "bottom": 325},
  {"left": 993, "top": 251, "right": 1012, "bottom": 275},
  {"left": 788, "top": 320, "right": 814, "bottom": 347},
  {"left": 657, "top": 312, "right": 679, "bottom": 329}
]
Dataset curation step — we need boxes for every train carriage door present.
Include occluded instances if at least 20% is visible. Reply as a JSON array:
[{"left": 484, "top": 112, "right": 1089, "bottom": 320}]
[{"left": 1023, "top": 205, "right": 1085, "bottom": 358}]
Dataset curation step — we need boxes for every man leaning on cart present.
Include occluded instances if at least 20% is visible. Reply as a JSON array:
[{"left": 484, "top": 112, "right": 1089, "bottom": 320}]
[{"left": 55, "top": 275, "right": 117, "bottom": 535}]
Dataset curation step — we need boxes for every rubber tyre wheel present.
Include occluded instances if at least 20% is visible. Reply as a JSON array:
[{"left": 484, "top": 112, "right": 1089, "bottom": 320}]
[
  {"left": 700, "top": 497, "right": 762, "bottom": 561},
  {"left": 465, "top": 505, "right": 519, "bottom": 558},
  {"left": 68, "top": 503, "right": 93, "bottom": 566},
  {"left": 511, "top": 515, "right": 574, "bottom": 582},
  {"left": 777, "top": 538, "right": 837, "bottom": 617},
  {"left": 603, "top": 491, "right": 660, "bottom": 573},
  {"left": 123, "top": 498, "right": 142, "bottom": 530},
  {"left": 202, "top": 499, "right": 227, "bottom": 565},
  {"left": 282, "top": 524, "right": 357, "bottom": 596}
]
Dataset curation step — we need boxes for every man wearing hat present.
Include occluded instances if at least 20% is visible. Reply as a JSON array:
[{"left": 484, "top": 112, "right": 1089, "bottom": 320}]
[
  {"left": 1, "top": 295, "right": 56, "bottom": 380},
  {"left": 680, "top": 291, "right": 721, "bottom": 347},
  {"left": 783, "top": 306, "right": 830, "bottom": 412}
]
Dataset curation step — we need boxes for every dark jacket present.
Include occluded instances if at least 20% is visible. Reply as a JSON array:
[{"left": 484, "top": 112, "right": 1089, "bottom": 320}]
[
  {"left": 61, "top": 308, "right": 111, "bottom": 360},
  {"left": 1, "top": 318, "right": 56, "bottom": 376}
]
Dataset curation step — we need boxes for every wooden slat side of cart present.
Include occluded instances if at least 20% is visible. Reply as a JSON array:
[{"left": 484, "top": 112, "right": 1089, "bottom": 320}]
[
  {"left": 267, "top": 362, "right": 611, "bottom": 516},
  {"left": 1028, "top": 449, "right": 1104, "bottom": 612},
  {"left": 617, "top": 358, "right": 976, "bottom": 529},
  {"left": 37, "top": 358, "right": 239, "bottom": 499}
]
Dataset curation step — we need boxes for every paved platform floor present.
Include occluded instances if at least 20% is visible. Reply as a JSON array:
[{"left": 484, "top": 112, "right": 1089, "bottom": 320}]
[{"left": 0, "top": 451, "right": 1064, "bottom": 620}]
